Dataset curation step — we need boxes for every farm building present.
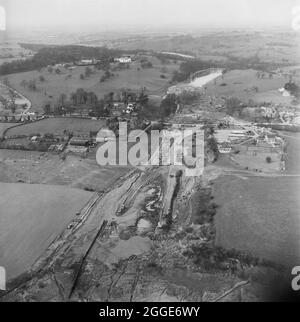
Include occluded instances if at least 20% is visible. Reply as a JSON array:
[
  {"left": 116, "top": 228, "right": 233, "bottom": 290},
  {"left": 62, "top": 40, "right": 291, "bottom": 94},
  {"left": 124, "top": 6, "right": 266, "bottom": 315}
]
[
  {"left": 69, "top": 137, "right": 90, "bottom": 147},
  {"left": 75, "top": 59, "right": 99, "bottom": 66},
  {"left": 115, "top": 56, "right": 132, "bottom": 64},
  {"left": 218, "top": 142, "right": 232, "bottom": 153},
  {"left": 215, "top": 129, "right": 251, "bottom": 144},
  {"left": 256, "top": 134, "right": 283, "bottom": 147}
]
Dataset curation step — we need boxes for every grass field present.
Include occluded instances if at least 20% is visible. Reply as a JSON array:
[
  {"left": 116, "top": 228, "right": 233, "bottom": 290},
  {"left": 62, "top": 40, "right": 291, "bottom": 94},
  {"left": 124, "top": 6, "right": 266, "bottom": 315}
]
[
  {"left": 206, "top": 69, "right": 299, "bottom": 104},
  {"left": 283, "top": 132, "right": 300, "bottom": 175},
  {"left": 0, "top": 122, "right": 17, "bottom": 136},
  {"left": 231, "top": 149, "right": 282, "bottom": 173},
  {"left": 0, "top": 182, "right": 93, "bottom": 280},
  {"left": 0, "top": 56, "right": 178, "bottom": 112},
  {"left": 213, "top": 175, "right": 300, "bottom": 268},
  {"left": 5, "top": 117, "right": 106, "bottom": 136}
]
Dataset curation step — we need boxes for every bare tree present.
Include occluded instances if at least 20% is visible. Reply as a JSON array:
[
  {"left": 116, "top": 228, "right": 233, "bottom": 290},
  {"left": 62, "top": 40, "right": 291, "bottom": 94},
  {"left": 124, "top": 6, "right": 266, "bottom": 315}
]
[
  {"left": 3, "top": 77, "right": 10, "bottom": 87},
  {"left": 8, "top": 89, "right": 17, "bottom": 111},
  {"left": 28, "top": 79, "right": 37, "bottom": 91},
  {"left": 20, "top": 80, "right": 27, "bottom": 88}
]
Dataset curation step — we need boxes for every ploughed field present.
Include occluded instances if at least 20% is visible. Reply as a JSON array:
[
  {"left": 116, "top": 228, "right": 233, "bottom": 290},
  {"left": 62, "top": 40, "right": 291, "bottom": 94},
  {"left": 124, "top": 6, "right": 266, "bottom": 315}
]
[
  {"left": 213, "top": 175, "right": 300, "bottom": 268},
  {"left": 0, "top": 182, "right": 93, "bottom": 280}
]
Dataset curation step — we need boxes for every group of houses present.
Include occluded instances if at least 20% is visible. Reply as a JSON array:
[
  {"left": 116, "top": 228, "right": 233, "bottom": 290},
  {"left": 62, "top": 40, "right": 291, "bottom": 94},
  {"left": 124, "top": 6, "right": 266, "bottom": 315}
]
[
  {"left": 0, "top": 111, "right": 39, "bottom": 122},
  {"left": 74, "top": 55, "right": 134, "bottom": 67},
  {"left": 75, "top": 59, "right": 100, "bottom": 66},
  {"left": 114, "top": 55, "right": 134, "bottom": 64},
  {"left": 215, "top": 124, "right": 285, "bottom": 172}
]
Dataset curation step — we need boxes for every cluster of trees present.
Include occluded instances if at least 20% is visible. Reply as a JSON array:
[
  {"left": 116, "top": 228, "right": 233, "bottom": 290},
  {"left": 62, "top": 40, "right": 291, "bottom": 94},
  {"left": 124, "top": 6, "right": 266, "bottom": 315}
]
[
  {"left": 193, "top": 200, "right": 217, "bottom": 226},
  {"left": 224, "top": 97, "right": 244, "bottom": 116},
  {"left": 112, "top": 62, "right": 130, "bottom": 71},
  {"left": 172, "top": 60, "right": 212, "bottom": 82},
  {"left": 140, "top": 60, "right": 153, "bottom": 69},
  {"left": 0, "top": 140, "right": 51, "bottom": 152},
  {"left": 155, "top": 52, "right": 189, "bottom": 63},
  {"left": 0, "top": 94, "right": 17, "bottom": 113},
  {"left": 85, "top": 67, "right": 93, "bottom": 78},
  {"left": 183, "top": 243, "right": 263, "bottom": 271},
  {"left": 100, "top": 70, "right": 115, "bottom": 82},
  {"left": 43, "top": 87, "right": 150, "bottom": 118},
  {"left": 139, "top": 56, "right": 153, "bottom": 69},
  {"left": 43, "top": 89, "right": 106, "bottom": 117},
  {"left": 171, "top": 54, "right": 284, "bottom": 84},
  {"left": 97, "top": 58, "right": 111, "bottom": 71},
  {"left": 69, "top": 89, "right": 98, "bottom": 106},
  {"left": 256, "top": 71, "right": 273, "bottom": 79},
  {"left": 157, "top": 56, "right": 171, "bottom": 65},
  {"left": 120, "top": 88, "right": 149, "bottom": 106},
  {"left": 203, "top": 123, "right": 219, "bottom": 162},
  {"left": 177, "top": 90, "right": 201, "bottom": 105},
  {"left": 206, "top": 137, "right": 219, "bottom": 161},
  {"left": 284, "top": 81, "right": 300, "bottom": 99},
  {"left": 0, "top": 79, "right": 18, "bottom": 113},
  {"left": 159, "top": 94, "right": 178, "bottom": 118},
  {"left": 139, "top": 93, "right": 177, "bottom": 120},
  {"left": 20, "top": 79, "right": 37, "bottom": 91},
  {"left": 79, "top": 67, "right": 94, "bottom": 80},
  {"left": 47, "top": 66, "right": 61, "bottom": 74},
  {"left": 224, "top": 54, "right": 274, "bottom": 71}
]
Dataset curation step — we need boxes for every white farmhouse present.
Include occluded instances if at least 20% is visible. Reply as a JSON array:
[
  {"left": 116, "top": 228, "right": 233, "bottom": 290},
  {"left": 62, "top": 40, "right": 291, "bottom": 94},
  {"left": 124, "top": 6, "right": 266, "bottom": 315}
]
[{"left": 115, "top": 56, "right": 132, "bottom": 64}]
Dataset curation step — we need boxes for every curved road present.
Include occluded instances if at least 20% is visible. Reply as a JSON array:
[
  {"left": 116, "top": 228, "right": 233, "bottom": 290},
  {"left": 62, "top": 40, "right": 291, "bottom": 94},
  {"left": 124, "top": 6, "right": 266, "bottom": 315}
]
[{"left": 0, "top": 82, "right": 32, "bottom": 114}]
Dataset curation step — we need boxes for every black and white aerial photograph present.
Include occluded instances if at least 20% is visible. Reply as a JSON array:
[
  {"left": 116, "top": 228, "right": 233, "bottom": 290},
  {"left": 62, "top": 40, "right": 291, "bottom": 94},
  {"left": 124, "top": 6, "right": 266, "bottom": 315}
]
[{"left": 0, "top": 0, "right": 300, "bottom": 309}]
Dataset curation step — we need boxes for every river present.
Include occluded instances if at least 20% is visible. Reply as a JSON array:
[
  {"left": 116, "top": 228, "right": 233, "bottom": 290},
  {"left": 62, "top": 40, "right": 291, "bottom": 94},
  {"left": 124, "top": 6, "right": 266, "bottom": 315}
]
[
  {"left": 189, "top": 70, "right": 223, "bottom": 87},
  {"left": 161, "top": 52, "right": 195, "bottom": 59}
]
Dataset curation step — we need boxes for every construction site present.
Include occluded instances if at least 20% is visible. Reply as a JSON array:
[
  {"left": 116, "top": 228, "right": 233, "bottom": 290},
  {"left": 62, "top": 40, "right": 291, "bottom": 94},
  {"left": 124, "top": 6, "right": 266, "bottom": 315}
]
[{"left": 1, "top": 2, "right": 300, "bottom": 303}]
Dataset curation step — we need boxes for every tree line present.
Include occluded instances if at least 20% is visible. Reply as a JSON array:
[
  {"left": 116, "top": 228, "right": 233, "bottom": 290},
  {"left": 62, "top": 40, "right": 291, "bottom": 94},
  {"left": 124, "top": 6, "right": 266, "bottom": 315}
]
[
  {"left": 43, "top": 88, "right": 150, "bottom": 117},
  {"left": 171, "top": 55, "right": 283, "bottom": 84},
  {"left": 0, "top": 45, "right": 138, "bottom": 76},
  {"left": 172, "top": 60, "right": 214, "bottom": 82}
]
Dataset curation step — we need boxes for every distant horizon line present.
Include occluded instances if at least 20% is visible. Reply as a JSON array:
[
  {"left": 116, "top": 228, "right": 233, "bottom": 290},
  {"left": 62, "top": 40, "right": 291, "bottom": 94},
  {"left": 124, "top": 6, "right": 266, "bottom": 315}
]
[{"left": 2, "top": 23, "right": 295, "bottom": 34}]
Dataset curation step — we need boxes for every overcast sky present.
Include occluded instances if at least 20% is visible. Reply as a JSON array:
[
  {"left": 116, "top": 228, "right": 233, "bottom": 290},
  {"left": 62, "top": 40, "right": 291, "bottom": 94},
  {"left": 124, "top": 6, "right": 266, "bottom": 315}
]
[{"left": 0, "top": 0, "right": 298, "bottom": 31}]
